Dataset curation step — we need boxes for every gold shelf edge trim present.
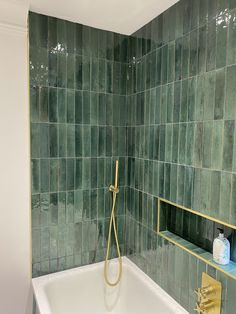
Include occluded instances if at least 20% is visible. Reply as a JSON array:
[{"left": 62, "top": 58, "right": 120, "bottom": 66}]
[
  {"left": 157, "top": 197, "right": 236, "bottom": 231},
  {"left": 158, "top": 231, "right": 236, "bottom": 281}
]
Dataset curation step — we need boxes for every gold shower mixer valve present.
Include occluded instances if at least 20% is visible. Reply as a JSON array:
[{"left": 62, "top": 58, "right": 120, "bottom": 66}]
[
  {"left": 195, "top": 285, "right": 215, "bottom": 301},
  {"left": 194, "top": 273, "right": 222, "bottom": 314},
  {"left": 194, "top": 297, "right": 215, "bottom": 314}
]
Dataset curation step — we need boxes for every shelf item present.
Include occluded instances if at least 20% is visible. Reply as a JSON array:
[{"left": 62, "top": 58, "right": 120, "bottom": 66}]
[{"left": 157, "top": 198, "right": 236, "bottom": 280}]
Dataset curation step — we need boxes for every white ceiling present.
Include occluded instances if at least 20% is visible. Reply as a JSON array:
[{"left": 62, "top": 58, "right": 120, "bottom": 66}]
[{"left": 29, "top": 0, "right": 179, "bottom": 35}]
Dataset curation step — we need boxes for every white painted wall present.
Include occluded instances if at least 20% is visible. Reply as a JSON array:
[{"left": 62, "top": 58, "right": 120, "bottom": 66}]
[{"left": 0, "top": 1, "right": 31, "bottom": 313}]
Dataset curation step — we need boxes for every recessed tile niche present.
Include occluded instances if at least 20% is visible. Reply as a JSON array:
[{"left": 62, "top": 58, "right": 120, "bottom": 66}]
[{"left": 158, "top": 198, "right": 236, "bottom": 280}]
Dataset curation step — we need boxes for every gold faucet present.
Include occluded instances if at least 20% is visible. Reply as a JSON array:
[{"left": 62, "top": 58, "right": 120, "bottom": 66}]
[{"left": 194, "top": 273, "right": 222, "bottom": 314}]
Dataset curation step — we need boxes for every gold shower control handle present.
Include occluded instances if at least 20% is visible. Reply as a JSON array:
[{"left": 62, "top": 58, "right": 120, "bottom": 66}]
[
  {"left": 195, "top": 273, "right": 222, "bottom": 314},
  {"left": 194, "top": 302, "right": 206, "bottom": 314},
  {"left": 194, "top": 288, "right": 201, "bottom": 303},
  {"left": 194, "top": 285, "right": 215, "bottom": 301},
  {"left": 194, "top": 299, "right": 215, "bottom": 314}
]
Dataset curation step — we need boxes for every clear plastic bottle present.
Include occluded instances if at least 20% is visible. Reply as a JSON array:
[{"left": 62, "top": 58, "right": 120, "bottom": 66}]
[{"left": 213, "top": 228, "right": 230, "bottom": 265}]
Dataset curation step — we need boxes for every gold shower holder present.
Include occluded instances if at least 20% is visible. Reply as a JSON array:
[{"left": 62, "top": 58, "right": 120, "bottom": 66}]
[{"left": 194, "top": 272, "right": 222, "bottom": 314}]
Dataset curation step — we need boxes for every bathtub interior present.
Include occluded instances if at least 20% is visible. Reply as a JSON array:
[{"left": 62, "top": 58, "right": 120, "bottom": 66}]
[{"left": 33, "top": 258, "right": 188, "bottom": 314}]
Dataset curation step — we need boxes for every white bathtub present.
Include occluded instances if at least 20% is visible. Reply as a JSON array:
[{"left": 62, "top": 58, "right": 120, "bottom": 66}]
[{"left": 32, "top": 257, "right": 189, "bottom": 314}]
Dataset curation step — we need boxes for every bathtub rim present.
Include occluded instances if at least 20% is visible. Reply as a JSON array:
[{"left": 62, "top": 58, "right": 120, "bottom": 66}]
[{"left": 32, "top": 256, "right": 189, "bottom": 314}]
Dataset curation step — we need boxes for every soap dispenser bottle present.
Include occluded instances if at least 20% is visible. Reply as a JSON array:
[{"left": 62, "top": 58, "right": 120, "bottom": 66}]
[{"left": 213, "top": 228, "right": 230, "bottom": 265}]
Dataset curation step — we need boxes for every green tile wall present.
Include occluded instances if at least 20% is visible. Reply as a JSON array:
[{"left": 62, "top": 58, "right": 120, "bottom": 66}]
[
  {"left": 30, "top": 1, "right": 236, "bottom": 312},
  {"left": 126, "top": 0, "right": 236, "bottom": 313},
  {"left": 29, "top": 12, "right": 128, "bottom": 277}
]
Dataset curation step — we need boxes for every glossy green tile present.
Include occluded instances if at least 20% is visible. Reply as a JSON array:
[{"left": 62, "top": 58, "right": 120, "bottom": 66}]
[
  {"left": 58, "top": 53, "right": 66, "bottom": 88},
  {"left": 203, "top": 71, "right": 215, "bottom": 120},
  {"left": 75, "top": 55, "right": 82, "bottom": 90},
  {"left": 182, "top": 34, "right": 190, "bottom": 79},
  {"left": 30, "top": 47, "right": 48, "bottom": 86},
  {"left": 66, "top": 21, "right": 75, "bottom": 53},
  {"left": 67, "top": 53, "right": 75, "bottom": 89},
  {"left": 198, "top": 25, "right": 207, "bottom": 74},
  {"left": 222, "top": 120, "right": 235, "bottom": 171},
  {"left": 216, "top": 12, "right": 227, "bottom": 68},
  {"left": 192, "top": 166, "right": 200, "bottom": 212},
  {"left": 66, "top": 191, "right": 74, "bottom": 223},
  {"left": 166, "top": 84, "right": 174, "bottom": 123},
  {"left": 82, "top": 159, "right": 91, "bottom": 189},
  {"left": 58, "top": 159, "right": 66, "bottom": 191},
  {"left": 214, "top": 68, "right": 225, "bottom": 120},
  {"left": 167, "top": 42, "right": 175, "bottom": 83},
  {"left": 170, "top": 164, "right": 177, "bottom": 203},
  {"left": 91, "top": 58, "right": 99, "bottom": 92},
  {"left": 67, "top": 90, "right": 75, "bottom": 123},
  {"left": 225, "top": 65, "right": 236, "bottom": 119},
  {"left": 58, "top": 124, "right": 66, "bottom": 157},
  {"left": 161, "top": 45, "right": 168, "bottom": 84},
  {"left": 211, "top": 120, "right": 223, "bottom": 170},
  {"left": 57, "top": 88, "right": 66, "bottom": 123},
  {"left": 106, "top": 60, "right": 113, "bottom": 93},
  {"left": 106, "top": 127, "right": 113, "bottom": 157},
  {"left": 66, "top": 159, "right": 75, "bottom": 190},
  {"left": 49, "top": 88, "right": 58, "bottom": 122},
  {"left": 48, "top": 51, "right": 57, "bottom": 87},
  {"left": 75, "top": 90, "right": 82, "bottom": 124},
  {"left": 227, "top": 9, "right": 236, "bottom": 65},
  {"left": 210, "top": 171, "right": 221, "bottom": 215},
  {"left": 32, "top": 228, "right": 41, "bottom": 263},
  {"left": 189, "top": 29, "right": 198, "bottom": 76},
  {"left": 32, "top": 159, "right": 40, "bottom": 194},
  {"left": 199, "top": 0, "right": 208, "bottom": 25},
  {"left": 49, "top": 124, "right": 58, "bottom": 157},
  {"left": 185, "top": 123, "right": 195, "bottom": 165},
  {"left": 219, "top": 172, "right": 232, "bottom": 222},
  {"left": 188, "top": 77, "right": 196, "bottom": 122},
  {"left": 31, "top": 123, "right": 40, "bottom": 158},
  {"left": 29, "top": 13, "right": 48, "bottom": 48},
  {"left": 202, "top": 121, "right": 213, "bottom": 168},
  {"left": 82, "top": 126, "right": 91, "bottom": 157},
  {"left": 200, "top": 169, "right": 211, "bottom": 213},
  {"left": 230, "top": 0, "right": 236, "bottom": 9},
  {"left": 82, "top": 55, "right": 91, "bottom": 91},
  {"left": 40, "top": 193, "right": 50, "bottom": 226},
  {"left": 206, "top": 19, "right": 216, "bottom": 71},
  {"left": 50, "top": 193, "right": 58, "bottom": 225},
  {"left": 91, "top": 159, "right": 98, "bottom": 189},
  {"left": 98, "top": 59, "right": 106, "bottom": 92},
  {"left": 164, "top": 163, "right": 171, "bottom": 200},
  {"left": 178, "top": 123, "right": 187, "bottom": 164},
  {"left": 193, "top": 122, "right": 203, "bottom": 167},
  {"left": 75, "top": 23, "right": 83, "bottom": 55},
  {"left": 184, "top": 166, "right": 193, "bottom": 208},
  {"left": 165, "top": 124, "right": 172, "bottom": 162},
  {"left": 50, "top": 159, "right": 59, "bottom": 192},
  {"left": 67, "top": 125, "right": 75, "bottom": 157},
  {"left": 180, "top": 80, "right": 188, "bottom": 122},
  {"left": 40, "top": 159, "right": 50, "bottom": 193},
  {"left": 75, "top": 158, "right": 82, "bottom": 189},
  {"left": 175, "top": 38, "right": 182, "bottom": 81},
  {"left": 39, "top": 87, "right": 49, "bottom": 123},
  {"left": 30, "top": 86, "right": 39, "bottom": 122},
  {"left": 82, "top": 25, "right": 91, "bottom": 56},
  {"left": 208, "top": 0, "right": 217, "bottom": 20}
]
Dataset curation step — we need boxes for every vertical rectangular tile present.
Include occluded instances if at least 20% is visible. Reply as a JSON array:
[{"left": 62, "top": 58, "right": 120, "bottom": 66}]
[
  {"left": 225, "top": 65, "right": 236, "bottom": 119},
  {"left": 222, "top": 120, "right": 235, "bottom": 171}
]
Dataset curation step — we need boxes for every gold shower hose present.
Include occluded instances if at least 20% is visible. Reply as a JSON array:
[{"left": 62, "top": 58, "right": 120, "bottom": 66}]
[{"left": 104, "top": 160, "right": 123, "bottom": 286}]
